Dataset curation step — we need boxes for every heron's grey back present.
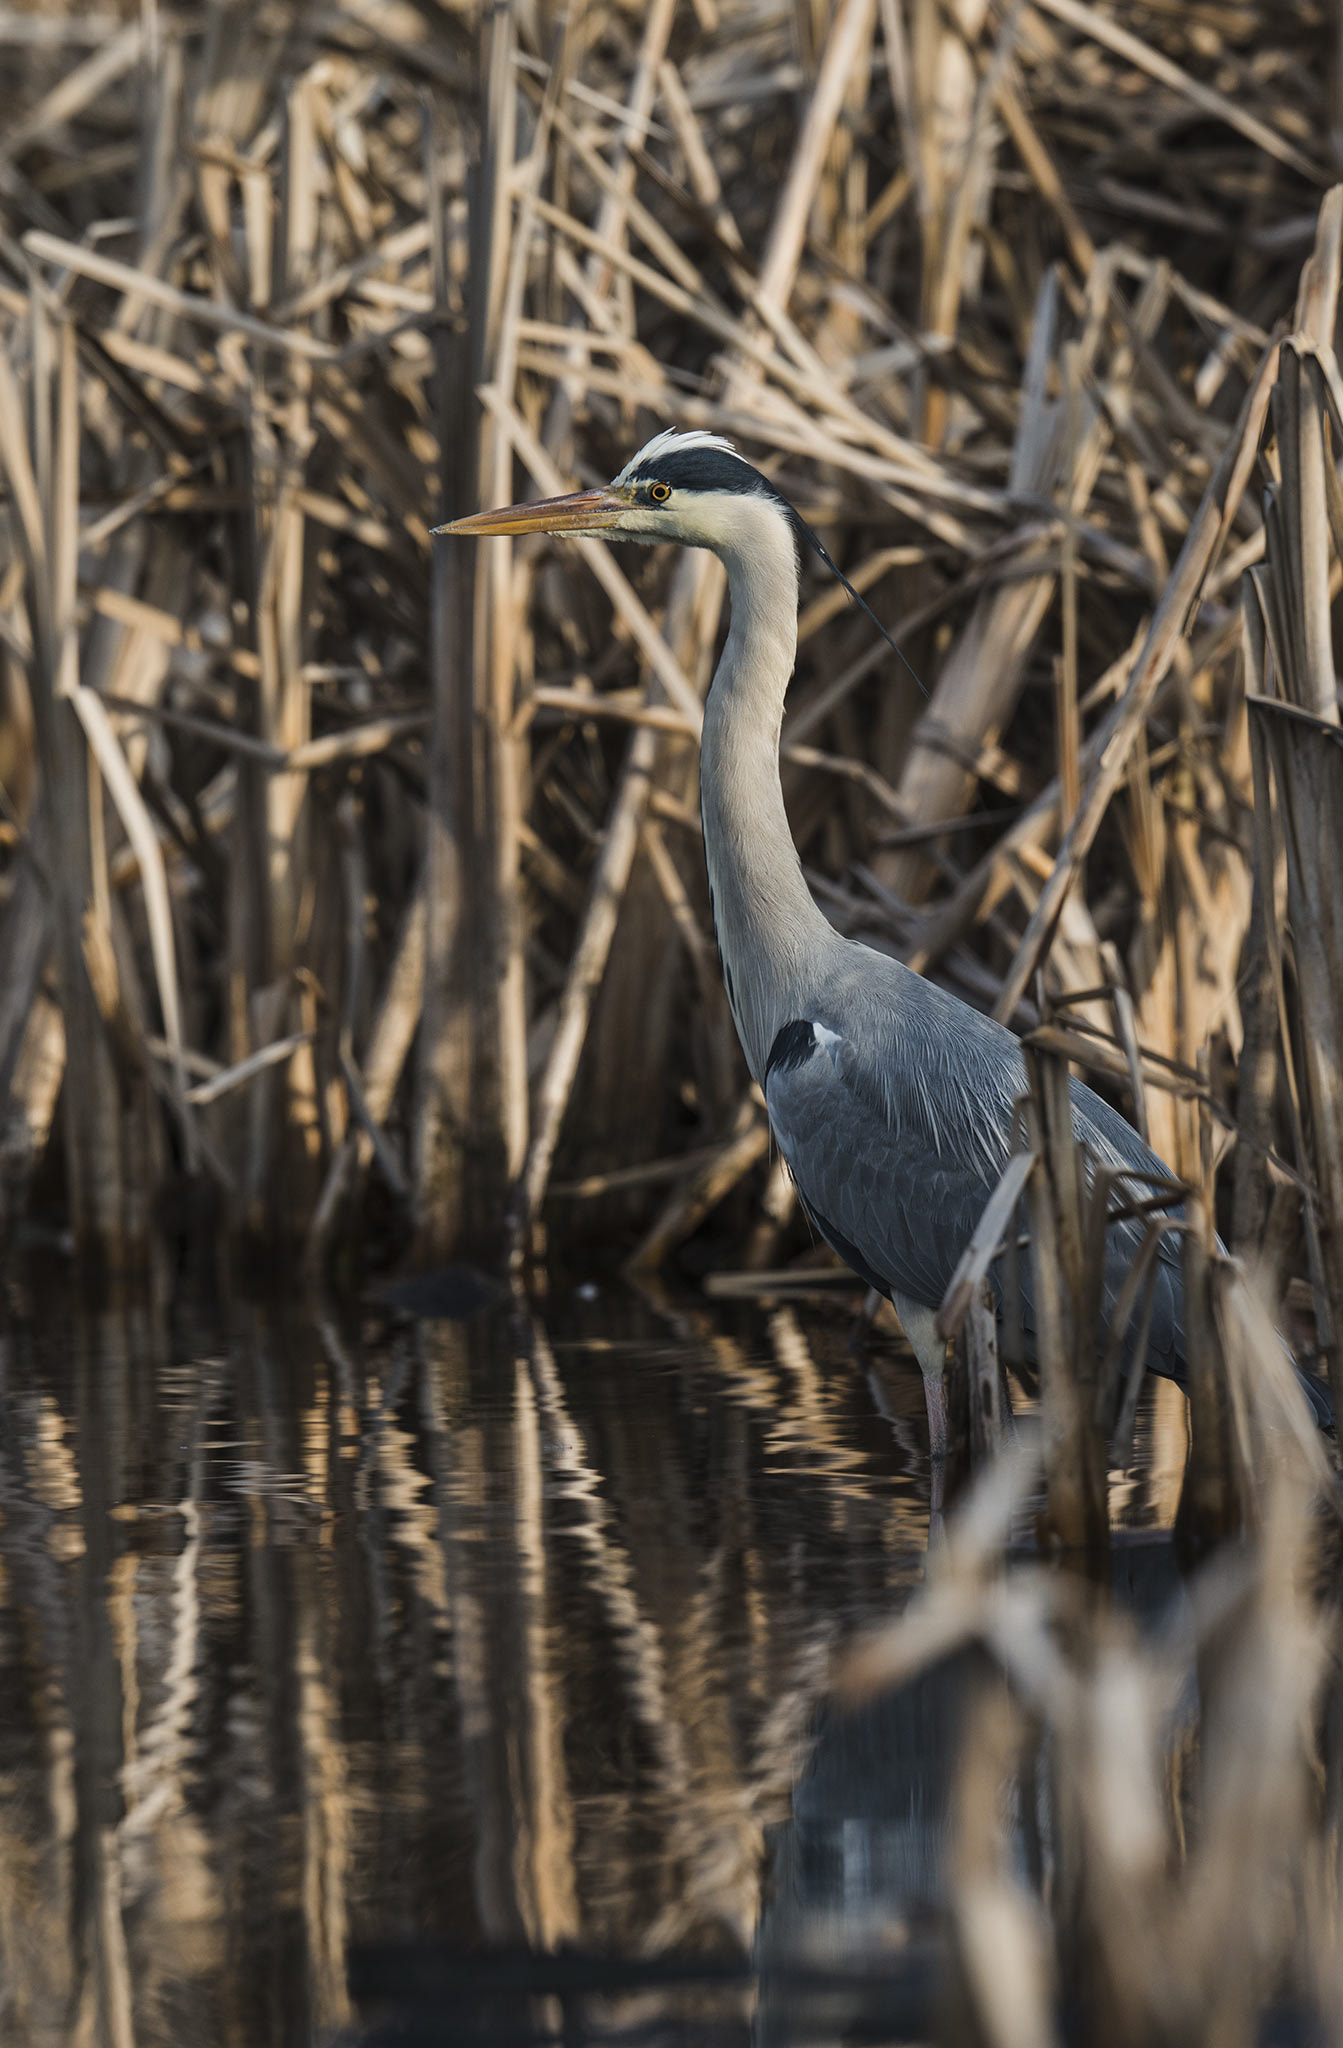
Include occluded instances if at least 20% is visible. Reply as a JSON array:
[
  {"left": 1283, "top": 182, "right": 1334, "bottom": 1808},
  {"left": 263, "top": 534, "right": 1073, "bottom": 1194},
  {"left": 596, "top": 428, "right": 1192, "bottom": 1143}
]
[{"left": 762, "top": 951, "right": 1186, "bottom": 1376}]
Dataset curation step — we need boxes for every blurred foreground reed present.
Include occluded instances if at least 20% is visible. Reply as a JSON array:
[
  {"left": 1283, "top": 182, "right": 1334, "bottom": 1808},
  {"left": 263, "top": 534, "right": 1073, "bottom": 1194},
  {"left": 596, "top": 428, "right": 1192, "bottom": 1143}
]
[{"left": 846, "top": 1261, "right": 1342, "bottom": 2048}]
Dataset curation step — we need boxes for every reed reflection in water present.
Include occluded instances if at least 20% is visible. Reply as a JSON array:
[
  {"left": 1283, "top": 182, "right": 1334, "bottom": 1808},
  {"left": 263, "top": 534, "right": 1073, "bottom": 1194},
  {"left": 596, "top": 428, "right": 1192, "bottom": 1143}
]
[{"left": 0, "top": 1279, "right": 1035, "bottom": 2046}]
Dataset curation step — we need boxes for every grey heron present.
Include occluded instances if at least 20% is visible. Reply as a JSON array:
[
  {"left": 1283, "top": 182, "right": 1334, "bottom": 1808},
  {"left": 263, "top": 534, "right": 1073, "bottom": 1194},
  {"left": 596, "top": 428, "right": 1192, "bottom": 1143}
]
[{"left": 441, "top": 428, "right": 1334, "bottom": 1454}]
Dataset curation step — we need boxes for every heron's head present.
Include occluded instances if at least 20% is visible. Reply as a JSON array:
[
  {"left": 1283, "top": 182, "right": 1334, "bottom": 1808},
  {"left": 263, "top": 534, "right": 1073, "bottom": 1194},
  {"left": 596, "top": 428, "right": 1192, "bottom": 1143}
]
[
  {"left": 436, "top": 429, "right": 804, "bottom": 558},
  {"left": 438, "top": 428, "right": 924, "bottom": 694}
]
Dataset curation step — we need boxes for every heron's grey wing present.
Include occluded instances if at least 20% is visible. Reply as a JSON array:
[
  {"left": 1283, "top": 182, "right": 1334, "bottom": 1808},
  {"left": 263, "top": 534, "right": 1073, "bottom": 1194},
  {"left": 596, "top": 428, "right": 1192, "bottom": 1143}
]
[
  {"left": 763, "top": 1010, "right": 1332, "bottom": 1426},
  {"left": 763, "top": 1011, "right": 1185, "bottom": 1368},
  {"left": 763, "top": 1016, "right": 1016, "bottom": 1308}
]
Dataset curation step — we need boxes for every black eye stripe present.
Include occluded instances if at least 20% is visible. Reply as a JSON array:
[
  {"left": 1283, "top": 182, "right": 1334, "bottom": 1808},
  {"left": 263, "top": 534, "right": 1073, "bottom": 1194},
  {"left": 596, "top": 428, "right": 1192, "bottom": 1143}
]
[{"left": 628, "top": 449, "right": 766, "bottom": 496}]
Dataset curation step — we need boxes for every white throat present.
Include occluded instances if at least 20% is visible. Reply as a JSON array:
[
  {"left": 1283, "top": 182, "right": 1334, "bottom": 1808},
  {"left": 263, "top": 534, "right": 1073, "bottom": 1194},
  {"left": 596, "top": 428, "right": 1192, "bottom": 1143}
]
[{"left": 698, "top": 494, "right": 842, "bottom": 1080}]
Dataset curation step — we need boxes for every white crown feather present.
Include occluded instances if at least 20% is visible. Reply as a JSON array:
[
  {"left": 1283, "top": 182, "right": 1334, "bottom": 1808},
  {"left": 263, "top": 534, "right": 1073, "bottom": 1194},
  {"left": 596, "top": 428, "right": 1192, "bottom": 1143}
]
[{"left": 611, "top": 428, "right": 750, "bottom": 487}]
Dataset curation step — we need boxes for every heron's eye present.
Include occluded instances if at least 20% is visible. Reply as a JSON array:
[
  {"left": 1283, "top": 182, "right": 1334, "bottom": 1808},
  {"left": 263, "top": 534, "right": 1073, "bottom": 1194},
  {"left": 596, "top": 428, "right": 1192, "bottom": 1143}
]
[{"left": 649, "top": 482, "right": 671, "bottom": 503}]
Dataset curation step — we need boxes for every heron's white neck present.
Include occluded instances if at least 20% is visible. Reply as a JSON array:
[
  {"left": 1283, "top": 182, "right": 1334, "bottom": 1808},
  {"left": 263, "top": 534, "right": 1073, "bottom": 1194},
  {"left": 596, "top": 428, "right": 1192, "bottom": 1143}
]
[{"left": 700, "top": 499, "right": 842, "bottom": 1081}]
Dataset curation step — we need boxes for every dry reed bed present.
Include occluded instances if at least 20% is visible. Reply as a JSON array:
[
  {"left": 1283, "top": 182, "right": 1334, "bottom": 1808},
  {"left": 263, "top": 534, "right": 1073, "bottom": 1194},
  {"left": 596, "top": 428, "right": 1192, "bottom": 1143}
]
[{"left": 0, "top": 0, "right": 1340, "bottom": 1385}]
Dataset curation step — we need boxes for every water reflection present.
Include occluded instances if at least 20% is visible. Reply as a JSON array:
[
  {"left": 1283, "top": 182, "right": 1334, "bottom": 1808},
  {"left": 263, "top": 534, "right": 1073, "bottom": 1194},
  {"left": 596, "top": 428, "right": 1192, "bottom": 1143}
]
[{"left": 0, "top": 1279, "right": 965, "bottom": 2046}]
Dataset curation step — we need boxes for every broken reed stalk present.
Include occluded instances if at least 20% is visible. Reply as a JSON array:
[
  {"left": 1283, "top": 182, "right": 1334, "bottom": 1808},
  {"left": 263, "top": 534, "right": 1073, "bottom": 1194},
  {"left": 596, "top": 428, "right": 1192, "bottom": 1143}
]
[
  {"left": 1234, "top": 309, "right": 1343, "bottom": 1421},
  {"left": 963, "top": 1276, "right": 1007, "bottom": 1467},
  {"left": 1022, "top": 1039, "right": 1109, "bottom": 1560},
  {"left": 0, "top": 309, "right": 161, "bottom": 1262},
  {"left": 1248, "top": 698, "right": 1343, "bottom": 1418},
  {"left": 1176, "top": 1083, "right": 1246, "bottom": 1552},
  {"left": 416, "top": 25, "right": 523, "bottom": 1263},
  {"left": 1230, "top": 585, "right": 1284, "bottom": 1270}
]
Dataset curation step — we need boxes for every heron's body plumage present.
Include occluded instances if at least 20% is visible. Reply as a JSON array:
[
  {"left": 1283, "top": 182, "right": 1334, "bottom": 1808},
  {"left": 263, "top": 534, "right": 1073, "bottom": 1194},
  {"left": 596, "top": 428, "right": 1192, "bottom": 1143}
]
[
  {"left": 443, "top": 428, "right": 1333, "bottom": 1437},
  {"left": 760, "top": 968, "right": 1185, "bottom": 1383},
  {"left": 687, "top": 440, "right": 1314, "bottom": 1422},
  {"left": 694, "top": 499, "right": 1189, "bottom": 1389}
]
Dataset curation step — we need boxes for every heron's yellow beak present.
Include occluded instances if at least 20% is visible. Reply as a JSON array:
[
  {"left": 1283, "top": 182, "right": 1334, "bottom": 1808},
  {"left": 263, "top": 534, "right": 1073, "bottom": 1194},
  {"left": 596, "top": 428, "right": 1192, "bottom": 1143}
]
[{"left": 433, "top": 486, "right": 628, "bottom": 537}]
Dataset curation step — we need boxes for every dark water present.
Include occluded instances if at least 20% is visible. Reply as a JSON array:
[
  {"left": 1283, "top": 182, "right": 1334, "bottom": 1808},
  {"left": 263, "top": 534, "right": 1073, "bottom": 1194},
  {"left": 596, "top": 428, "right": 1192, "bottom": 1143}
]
[{"left": 0, "top": 1275, "right": 1189, "bottom": 2047}]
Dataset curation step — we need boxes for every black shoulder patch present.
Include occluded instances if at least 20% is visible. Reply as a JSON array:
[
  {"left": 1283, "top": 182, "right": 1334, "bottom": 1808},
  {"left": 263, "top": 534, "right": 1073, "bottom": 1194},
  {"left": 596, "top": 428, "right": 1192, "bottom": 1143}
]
[{"left": 766, "top": 1019, "right": 818, "bottom": 1079}]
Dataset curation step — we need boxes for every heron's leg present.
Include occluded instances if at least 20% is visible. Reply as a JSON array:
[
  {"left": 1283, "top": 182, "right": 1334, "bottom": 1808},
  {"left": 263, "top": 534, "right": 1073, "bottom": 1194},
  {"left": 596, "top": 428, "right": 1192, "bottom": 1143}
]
[
  {"left": 924, "top": 1376, "right": 949, "bottom": 1531},
  {"left": 923, "top": 1371, "right": 949, "bottom": 1464},
  {"left": 890, "top": 1291, "right": 951, "bottom": 1465}
]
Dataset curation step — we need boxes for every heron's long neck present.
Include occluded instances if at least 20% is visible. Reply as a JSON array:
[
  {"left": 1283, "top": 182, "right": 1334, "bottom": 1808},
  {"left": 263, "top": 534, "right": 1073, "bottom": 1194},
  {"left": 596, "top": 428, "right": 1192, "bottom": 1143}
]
[{"left": 700, "top": 519, "right": 840, "bottom": 1081}]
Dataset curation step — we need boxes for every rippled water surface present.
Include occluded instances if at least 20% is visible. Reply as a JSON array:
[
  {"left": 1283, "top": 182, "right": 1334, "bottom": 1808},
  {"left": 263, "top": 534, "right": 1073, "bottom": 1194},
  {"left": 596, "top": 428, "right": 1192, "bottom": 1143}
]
[{"left": 0, "top": 1274, "right": 1189, "bottom": 2046}]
